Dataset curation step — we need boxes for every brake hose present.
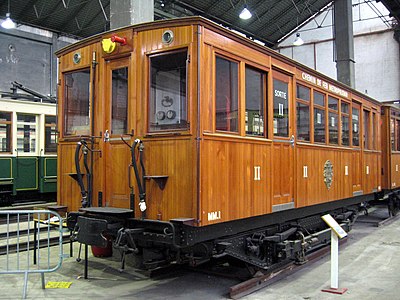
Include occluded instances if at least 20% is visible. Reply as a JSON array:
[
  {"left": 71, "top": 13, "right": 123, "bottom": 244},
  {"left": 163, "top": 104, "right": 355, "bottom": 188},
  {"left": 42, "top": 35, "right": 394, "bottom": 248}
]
[
  {"left": 75, "top": 141, "right": 88, "bottom": 207},
  {"left": 130, "top": 139, "right": 146, "bottom": 218}
]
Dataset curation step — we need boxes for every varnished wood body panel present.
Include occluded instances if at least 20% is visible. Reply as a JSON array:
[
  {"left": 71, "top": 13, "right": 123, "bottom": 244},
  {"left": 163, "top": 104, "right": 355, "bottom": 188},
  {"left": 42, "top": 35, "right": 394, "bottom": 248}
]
[
  {"left": 56, "top": 17, "right": 382, "bottom": 227},
  {"left": 381, "top": 105, "right": 400, "bottom": 190}
]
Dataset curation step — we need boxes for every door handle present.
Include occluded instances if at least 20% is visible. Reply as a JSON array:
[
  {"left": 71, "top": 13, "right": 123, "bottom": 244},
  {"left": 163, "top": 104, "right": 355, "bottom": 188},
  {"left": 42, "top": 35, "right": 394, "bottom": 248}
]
[
  {"left": 290, "top": 135, "right": 295, "bottom": 147},
  {"left": 104, "top": 130, "right": 110, "bottom": 142}
]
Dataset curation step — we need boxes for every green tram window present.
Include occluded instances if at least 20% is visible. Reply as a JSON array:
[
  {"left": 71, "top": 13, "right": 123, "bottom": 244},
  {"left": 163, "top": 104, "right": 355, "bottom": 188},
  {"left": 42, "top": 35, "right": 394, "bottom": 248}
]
[
  {"left": 245, "top": 66, "right": 266, "bottom": 136},
  {"left": 64, "top": 69, "right": 90, "bottom": 136},
  {"left": 215, "top": 56, "right": 239, "bottom": 132},
  {"left": 45, "top": 115, "right": 57, "bottom": 153},
  {"left": 0, "top": 111, "right": 11, "bottom": 152},
  {"left": 17, "top": 114, "right": 37, "bottom": 153},
  {"left": 112, "top": 67, "right": 128, "bottom": 135},
  {"left": 149, "top": 50, "right": 188, "bottom": 132}
]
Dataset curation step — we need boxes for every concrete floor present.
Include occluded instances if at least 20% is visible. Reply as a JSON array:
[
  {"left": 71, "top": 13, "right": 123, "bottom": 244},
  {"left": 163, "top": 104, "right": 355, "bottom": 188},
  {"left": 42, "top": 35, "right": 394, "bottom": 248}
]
[{"left": 1, "top": 208, "right": 399, "bottom": 300}]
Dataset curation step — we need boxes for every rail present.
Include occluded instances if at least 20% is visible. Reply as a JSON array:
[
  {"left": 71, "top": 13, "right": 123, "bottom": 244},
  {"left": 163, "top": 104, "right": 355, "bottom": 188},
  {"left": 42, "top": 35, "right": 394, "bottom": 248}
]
[{"left": 0, "top": 210, "right": 65, "bottom": 299}]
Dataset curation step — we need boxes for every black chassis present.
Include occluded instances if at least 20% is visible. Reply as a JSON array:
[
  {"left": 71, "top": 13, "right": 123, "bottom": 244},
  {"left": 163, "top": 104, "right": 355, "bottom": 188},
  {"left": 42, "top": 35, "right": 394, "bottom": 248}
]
[
  {"left": 69, "top": 193, "right": 379, "bottom": 269},
  {"left": 114, "top": 193, "right": 374, "bottom": 268}
]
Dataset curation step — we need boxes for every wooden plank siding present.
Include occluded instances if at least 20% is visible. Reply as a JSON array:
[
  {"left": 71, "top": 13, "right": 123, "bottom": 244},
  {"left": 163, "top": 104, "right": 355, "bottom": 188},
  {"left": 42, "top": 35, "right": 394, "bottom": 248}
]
[
  {"left": 56, "top": 17, "right": 383, "bottom": 228},
  {"left": 381, "top": 105, "right": 400, "bottom": 190}
]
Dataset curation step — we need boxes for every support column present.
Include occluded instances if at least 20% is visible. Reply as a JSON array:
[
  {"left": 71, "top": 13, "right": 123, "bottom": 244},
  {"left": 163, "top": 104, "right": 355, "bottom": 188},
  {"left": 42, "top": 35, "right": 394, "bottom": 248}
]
[
  {"left": 110, "top": 0, "right": 154, "bottom": 30},
  {"left": 333, "top": 0, "right": 355, "bottom": 88}
]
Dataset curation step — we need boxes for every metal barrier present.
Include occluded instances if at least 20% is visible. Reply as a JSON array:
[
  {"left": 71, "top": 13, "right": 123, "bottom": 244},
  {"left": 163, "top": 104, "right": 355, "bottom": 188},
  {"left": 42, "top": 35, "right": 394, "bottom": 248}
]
[{"left": 0, "top": 210, "right": 64, "bottom": 299}]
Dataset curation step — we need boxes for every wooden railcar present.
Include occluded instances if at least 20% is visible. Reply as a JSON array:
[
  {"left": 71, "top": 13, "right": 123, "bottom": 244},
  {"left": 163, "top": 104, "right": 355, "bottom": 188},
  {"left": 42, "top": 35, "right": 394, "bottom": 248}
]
[
  {"left": 380, "top": 102, "right": 400, "bottom": 214},
  {"left": 56, "top": 17, "right": 384, "bottom": 269},
  {"left": 0, "top": 85, "right": 57, "bottom": 205}
]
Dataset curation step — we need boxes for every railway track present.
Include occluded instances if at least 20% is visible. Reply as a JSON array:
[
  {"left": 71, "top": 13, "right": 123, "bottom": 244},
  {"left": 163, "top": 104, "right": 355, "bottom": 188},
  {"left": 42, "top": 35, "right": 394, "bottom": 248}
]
[
  {"left": 185, "top": 238, "right": 348, "bottom": 299},
  {"left": 228, "top": 238, "right": 348, "bottom": 299}
]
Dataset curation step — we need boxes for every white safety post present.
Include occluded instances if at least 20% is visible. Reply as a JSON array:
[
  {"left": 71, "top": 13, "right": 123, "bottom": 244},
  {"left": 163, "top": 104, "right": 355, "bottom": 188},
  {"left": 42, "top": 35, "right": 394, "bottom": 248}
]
[
  {"left": 331, "top": 230, "right": 339, "bottom": 289},
  {"left": 321, "top": 214, "right": 348, "bottom": 294}
]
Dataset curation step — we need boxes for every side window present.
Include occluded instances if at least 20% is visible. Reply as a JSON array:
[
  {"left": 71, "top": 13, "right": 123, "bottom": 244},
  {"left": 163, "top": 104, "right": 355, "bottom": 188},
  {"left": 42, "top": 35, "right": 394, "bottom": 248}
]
[
  {"left": 397, "top": 120, "right": 400, "bottom": 151},
  {"left": 363, "top": 110, "right": 370, "bottom": 149},
  {"left": 328, "top": 96, "right": 339, "bottom": 145},
  {"left": 64, "top": 69, "right": 90, "bottom": 136},
  {"left": 112, "top": 67, "right": 128, "bottom": 135},
  {"left": 273, "top": 78, "right": 289, "bottom": 137},
  {"left": 245, "top": 66, "right": 266, "bottom": 137},
  {"left": 314, "top": 91, "right": 325, "bottom": 143},
  {"left": 296, "top": 84, "right": 310, "bottom": 141},
  {"left": 45, "top": 115, "right": 57, "bottom": 153},
  {"left": 371, "top": 112, "right": 376, "bottom": 150},
  {"left": 0, "top": 112, "right": 12, "bottom": 152},
  {"left": 391, "top": 117, "right": 395, "bottom": 151},
  {"left": 352, "top": 105, "right": 360, "bottom": 147},
  {"left": 341, "top": 102, "right": 350, "bottom": 146},
  {"left": 149, "top": 50, "right": 188, "bottom": 132},
  {"left": 17, "top": 114, "right": 37, "bottom": 153},
  {"left": 215, "top": 56, "right": 239, "bottom": 132}
]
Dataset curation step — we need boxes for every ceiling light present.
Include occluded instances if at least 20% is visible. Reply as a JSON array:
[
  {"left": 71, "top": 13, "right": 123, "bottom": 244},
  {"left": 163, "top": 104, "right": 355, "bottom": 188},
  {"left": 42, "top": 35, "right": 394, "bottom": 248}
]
[
  {"left": 293, "top": 32, "right": 304, "bottom": 46},
  {"left": 1, "top": 13, "right": 16, "bottom": 29},
  {"left": 239, "top": 5, "right": 252, "bottom": 20}
]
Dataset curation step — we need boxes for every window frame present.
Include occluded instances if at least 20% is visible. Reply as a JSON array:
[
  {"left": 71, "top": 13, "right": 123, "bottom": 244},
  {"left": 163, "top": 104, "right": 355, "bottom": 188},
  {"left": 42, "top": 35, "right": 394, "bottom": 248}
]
[
  {"left": 214, "top": 54, "right": 240, "bottom": 134},
  {"left": 340, "top": 101, "right": 351, "bottom": 147},
  {"left": 62, "top": 68, "right": 91, "bottom": 137},
  {"left": 245, "top": 64, "right": 268, "bottom": 138},
  {"left": 272, "top": 71, "right": 291, "bottom": 138},
  {"left": 313, "top": 90, "right": 326, "bottom": 144},
  {"left": 352, "top": 102, "right": 361, "bottom": 148},
  {"left": 0, "top": 111, "right": 12, "bottom": 153},
  {"left": 45, "top": 115, "right": 57, "bottom": 154},
  {"left": 328, "top": 96, "right": 339, "bottom": 145},
  {"left": 148, "top": 48, "right": 190, "bottom": 133},
  {"left": 16, "top": 113, "right": 38, "bottom": 155},
  {"left": 363, "top": 109, "right": 371, "bottom": 150},
  {"left": 296, "top": 84, "right": 311, "bottom": 142},
  {"left": 111, "top": 66, "right": 129, "bottom": 136}
]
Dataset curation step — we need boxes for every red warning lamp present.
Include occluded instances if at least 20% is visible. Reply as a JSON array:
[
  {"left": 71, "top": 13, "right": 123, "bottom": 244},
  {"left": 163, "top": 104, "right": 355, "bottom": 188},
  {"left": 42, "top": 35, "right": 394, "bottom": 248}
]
[{"left": 111, "top": 34, "right": 127, "bottom": 46}]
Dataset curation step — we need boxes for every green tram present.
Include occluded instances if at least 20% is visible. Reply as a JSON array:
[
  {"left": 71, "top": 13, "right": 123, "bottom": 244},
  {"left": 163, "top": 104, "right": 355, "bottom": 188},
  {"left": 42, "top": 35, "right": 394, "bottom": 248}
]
[{"left": 0, "top": 89, "right": 57, "bottom": 205}]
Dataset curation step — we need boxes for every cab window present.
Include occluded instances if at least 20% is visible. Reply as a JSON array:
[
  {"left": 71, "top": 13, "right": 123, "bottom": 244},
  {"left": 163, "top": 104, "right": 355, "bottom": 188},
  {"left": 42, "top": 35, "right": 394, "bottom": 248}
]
[
  {"left": 215, "top": 56, "right": 239, "bottom": 132},
  {"left": 149, "top": 50, "right": 188, "bottom": 132},
  {"left": 112, "top": 67, "right": 128, "bottom": 135},
  {"left": 64, "top": 69, "right": 90, "bottom": 136}
]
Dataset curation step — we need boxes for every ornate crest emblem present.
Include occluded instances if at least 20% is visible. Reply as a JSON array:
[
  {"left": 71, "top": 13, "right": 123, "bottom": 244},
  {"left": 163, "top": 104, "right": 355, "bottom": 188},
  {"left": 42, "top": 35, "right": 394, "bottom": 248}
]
[{"left": 323, "top": 160, "right": 333, "bottom": 189}]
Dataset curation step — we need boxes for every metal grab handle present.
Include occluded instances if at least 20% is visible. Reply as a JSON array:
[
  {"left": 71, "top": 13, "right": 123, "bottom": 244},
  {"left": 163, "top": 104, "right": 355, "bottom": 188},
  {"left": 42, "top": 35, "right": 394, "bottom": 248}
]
[
  {"left": 290, "top": 135, "right": 295, "bottom": 147},
  {"left": 128, "top": 164, "right": 133, "bottom": 189},
  {"left": 103, "top": 130, "right": 110, "bottom": 142}
]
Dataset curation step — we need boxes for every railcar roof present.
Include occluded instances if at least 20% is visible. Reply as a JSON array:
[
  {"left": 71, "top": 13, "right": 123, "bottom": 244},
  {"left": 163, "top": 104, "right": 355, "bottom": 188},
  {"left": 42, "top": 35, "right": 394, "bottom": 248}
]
[{"left": 56, "top": 16, "right": 381, "bottom": 106}]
